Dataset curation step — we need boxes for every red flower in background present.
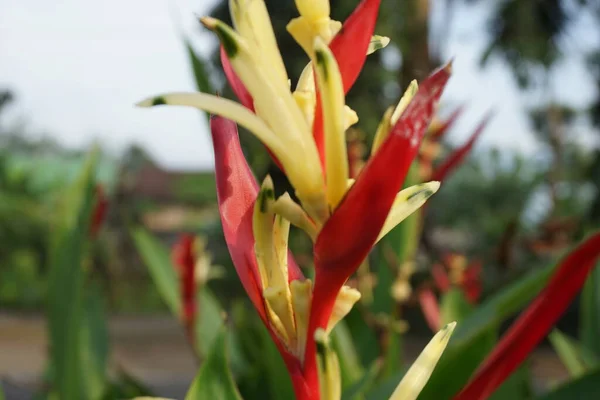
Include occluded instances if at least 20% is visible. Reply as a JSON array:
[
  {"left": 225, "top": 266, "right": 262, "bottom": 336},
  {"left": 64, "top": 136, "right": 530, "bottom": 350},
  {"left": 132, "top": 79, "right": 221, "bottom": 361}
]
[
  {"left": 89, "top": 184, "right": 108, "bottom": 237},
  {"left": 172, "top": 234, "right": 197, "bottom": 342}
]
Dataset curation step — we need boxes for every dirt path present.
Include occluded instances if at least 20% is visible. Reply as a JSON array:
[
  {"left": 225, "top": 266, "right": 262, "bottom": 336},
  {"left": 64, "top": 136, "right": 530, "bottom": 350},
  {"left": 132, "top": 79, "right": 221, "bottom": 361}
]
[{"left": 0, "top": 313, "right": 569, "bottom": 399}]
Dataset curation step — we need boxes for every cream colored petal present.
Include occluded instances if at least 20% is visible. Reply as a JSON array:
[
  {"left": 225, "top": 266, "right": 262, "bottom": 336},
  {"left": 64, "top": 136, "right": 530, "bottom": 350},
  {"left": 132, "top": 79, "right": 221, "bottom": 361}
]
[
  {"left": 229, "top": 0, "right": 288, "bottom": 86},
  {"left": 252, "top": 176, "right": 276, "bottom": 289},
  {"left": 291, "top": 279, "right": 312, "bottom": 360},
  {"left": 376, "top": 182, "right": 440, "bottom": 243},
  {"left": 295, "top": 0, "right": 330, "bottom": 22},
  {"left": 327, "top": 286, "right": 361, "bottom": 333},
  {"left": 314, "top": 328, "right": 342, "bottom": 400},
  {"left": 136, "top": 92, "right": 292, "bottom": 169},
  {"left": 313, "top": 37, "right": 348, "bottom": 209},
  {"left": 272, "top": 193, "right": 318, "bottom": 240},
  {"left": 390, "top": 322, "right": 456, "bottom": 400},
  {"left": 391, "top": 80, "right": 418, "bottom": 125},
  {"left": 201, "top": 18, "right": 326, "bottom": 210},
  {"left": 367, "top": 35, "right": 391, "bottom": 55}
]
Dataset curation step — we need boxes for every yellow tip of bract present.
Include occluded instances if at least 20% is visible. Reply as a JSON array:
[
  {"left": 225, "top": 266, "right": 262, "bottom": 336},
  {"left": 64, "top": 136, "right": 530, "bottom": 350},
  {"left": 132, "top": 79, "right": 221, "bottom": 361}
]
[
  {"left": 315, "top": 328, "right": 341, "bottom": 400},
  {"left": 389, "top": 322, "right": 457, "bottom": 400},
  {"left": 199, "top": 16, "right": 217, "bottom": 29}
]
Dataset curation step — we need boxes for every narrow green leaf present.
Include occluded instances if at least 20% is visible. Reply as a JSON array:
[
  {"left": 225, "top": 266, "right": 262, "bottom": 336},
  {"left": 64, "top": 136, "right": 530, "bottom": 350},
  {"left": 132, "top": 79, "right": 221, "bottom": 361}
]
[
  {"left": 194, "top": 287, "right": 225, "bottom": 358},
  {"left": 332, "top": 320, "right": 365, "bottom": 389},
  {"left": 185, "top": 330, "right": 242, "bottom": 400},
  {"left": 535, "top": 367, "right": 600, "bottom": 400},
  {"left": 79, "top": 283, "right": 109, "bottom": 400},
  {"left": 580, "top": 262, "right": 600, "bottom": 357},
  {"left": 548, "top": 330, "right": 587, "bottom": 377},
  {"left": 185, "top": 39, "right": 213, "bottom": 94},
  {"left": 342, "top": 360, "right": 383, "bottom": 400},
  {"left": 47, "top": 147, "right": 99, "bottom": 400},
  {"left": 488, "top": 365, "right": 531, "bottom": 400},
  {"left": 344, "top": 308, "right": 380, "bottom": 366},
  {"left": 130, "top": 227, "right": 181, "bottom": 316}
]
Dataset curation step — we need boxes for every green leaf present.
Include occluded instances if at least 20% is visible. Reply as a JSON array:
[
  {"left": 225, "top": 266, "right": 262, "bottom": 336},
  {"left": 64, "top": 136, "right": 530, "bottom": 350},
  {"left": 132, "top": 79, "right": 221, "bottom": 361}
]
[
  {"left": 440, "top": 288, "right": 474, "bottom": 326},
  {"left": 79, "top": 283, "right": 109, "bottom": 400},
  {"left": 332, "top": 321, "right": 365, "bottom": 389},
  {"left": 344, "top": 308, "right": 380, "bottom": 367},
  {"left": 47, "top": 147, "right": 99, "bottom": 400},
  {"left": 488, "top": 365, "right": 531, "bottom": 400},
  {"left": 185, "top": 39, "right": 213, "bottom": 94},
  {"left": 194, "top": 287, "right": 225, "bottom": 358},
  {"left": 580, "top": 262, "right": 600, "bottom": 357},
  {"left": 185, "top": 330, "right": 242, "bottom": 400},
  {"left": 535, "top": 367, "right": 600, "bottom": 400},
  {"left": 342, "top": 360, "right": 383, "bottom": 400},
  {"left": 548, "top": 330, "right": 588, "bottom": 377},
  {"left": 365, "top": 369, "right": 407, "bottom": 400},
  {"left": 0, "top": 382, "right": 5, "bottom": 400},
  {"left": 130, "top": 227, "right": 181, "bottom": 316}
]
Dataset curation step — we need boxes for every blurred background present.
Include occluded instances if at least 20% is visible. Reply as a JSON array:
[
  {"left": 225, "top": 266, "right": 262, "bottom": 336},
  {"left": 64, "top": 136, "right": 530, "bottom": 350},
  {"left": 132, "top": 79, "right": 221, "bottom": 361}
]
[{"left": 1, "top": 0, "right": 600, "bottom": 398}]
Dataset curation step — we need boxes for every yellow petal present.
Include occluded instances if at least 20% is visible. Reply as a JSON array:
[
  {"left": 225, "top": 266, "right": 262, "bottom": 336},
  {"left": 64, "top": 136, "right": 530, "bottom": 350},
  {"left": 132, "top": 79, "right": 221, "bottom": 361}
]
[
  {"left": 295, "top": 0, "right": 330, "bottom": 22},
  {"left": 252, "top": 176, "right": 277, "bottom": 289},
  {"left": 272, "top": 193, "right": 318, "bottom": 240},
  {"left": 367, "top": 35, "right": 391, "bottom": 55},
  {"left": 264, "top": 286, "right": 296, "bottom": 348},
  {"left": 314, "top": 328, "right": 342, "bottom": 400},
  {"left": 327, "top": 286, "right": 361, "bottom": 333},
  {"left": 376, "top": 182, "right": 440, "bottom": 243},
  {"left": 313, "top": 36, "right": 349, "bottom": 209},
  {"left": 291, "top": 279, "right": 313, "bottom": 360},
  {"left": 229, "top": 0, "right": 288, "bottom": 86},
  {"left": 391, "top": 80, "right": 418, "bottom": 125},
  {"left": 343, "top": 106, "right": 359, "bottom": 130},
  {"left": 371, "top": 80, "right": 419, "bottom": 156},
  {"left": 201, "top": 18, "right": 324, "bottom": 202},
  {"left": 390, "top": 322, "right": 456, "bottom": 400},
  {"left": 371, "top": 106, "right": 394, "bottom": 156}
]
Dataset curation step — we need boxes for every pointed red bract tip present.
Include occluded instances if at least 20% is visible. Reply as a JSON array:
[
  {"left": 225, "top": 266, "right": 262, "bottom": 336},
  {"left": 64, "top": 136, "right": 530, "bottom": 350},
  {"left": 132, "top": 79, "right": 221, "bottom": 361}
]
[
  {"left": 220, "top": 46, "right": 254, "bottom": 111},
  {"left": 330, "top": 0, "right": 382, "bottom": 93},
  {"left": 303, "top": 63, "right": 451, "bottom": 391},
  {"left": 429, "top": 105, "right": 466, "bottom": 141},
  {"left": 454, "top": 232, "right": 600, "bottom": 400},
  {"left": 431, "top": 111, "right": 493, "bottom": 182}
]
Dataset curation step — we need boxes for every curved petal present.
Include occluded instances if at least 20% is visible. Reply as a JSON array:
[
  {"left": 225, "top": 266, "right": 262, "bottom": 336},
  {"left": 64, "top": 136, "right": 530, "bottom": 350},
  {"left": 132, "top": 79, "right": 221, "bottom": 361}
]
[
  {"left": 431, "top": 112, "right": 492, "bottom": 182},
  {"left": 454, "top": 232, "right": 600, "bottom": 400},
  {"left": 303, "top": 63, "right": 451, "bottom": 391}
]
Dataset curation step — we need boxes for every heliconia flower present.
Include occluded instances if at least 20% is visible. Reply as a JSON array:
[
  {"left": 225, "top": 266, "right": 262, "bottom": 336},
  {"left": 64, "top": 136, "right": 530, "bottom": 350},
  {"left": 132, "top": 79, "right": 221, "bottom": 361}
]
[
  {"left": 455, "top": 232, "right": 600, "bottom": 400},
  {"left": 427, "top": 105, "right": 465, "bottom": 141},
  {"left": 89, "top": 184, "right": 108, "bottom": 237},
  {"left": 432, "top": 254, "right": 482, "bottom": 304},
  {"left": 171, "top": 234, "right": 197, "bottom": 342},
  {"left": 138, "top": 0, "right": 452, "bottom": 397}
]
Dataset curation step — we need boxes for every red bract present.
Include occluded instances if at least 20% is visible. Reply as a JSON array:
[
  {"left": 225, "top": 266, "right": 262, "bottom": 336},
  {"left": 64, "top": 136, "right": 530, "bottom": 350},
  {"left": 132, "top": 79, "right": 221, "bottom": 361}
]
[
  {"left": 312, "top": 0, "right": 382, "bottom": 168},
  {"left": 431, "top": 112, "right": 492, "bottom": 183},
  {"left": 210, "top": 116, "right": 310, "bottom": 399},
  {"left": 454, "top": 232, "right": 600, "bottom": 400},
  {"left": 172, "top": 234, "right": 197, "bottom": 340},
  {"left": 303, "top": 64, "right": 451, "bottom": 393},
  {"left": 428, "top": 105, "right": 465, "bottom": 141},
  {"left": 89, "top": 184, "right": 108, "bottom": 237},
  {"left": 220, "top": 46, "right": 254, "bottom": 111}
]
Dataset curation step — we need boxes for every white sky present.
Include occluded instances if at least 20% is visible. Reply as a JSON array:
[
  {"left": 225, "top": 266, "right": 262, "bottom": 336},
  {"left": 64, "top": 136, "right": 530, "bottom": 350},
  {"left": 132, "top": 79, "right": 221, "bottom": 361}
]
[{"left": 0, "top": 0, "right": 597, "bottom": 170}]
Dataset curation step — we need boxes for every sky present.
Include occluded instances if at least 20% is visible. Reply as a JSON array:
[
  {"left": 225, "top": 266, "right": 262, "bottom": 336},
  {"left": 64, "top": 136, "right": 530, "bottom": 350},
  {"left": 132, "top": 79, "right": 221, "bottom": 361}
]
[{"left": 0, "top": 0, "right": 597, "bottom": 171}]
